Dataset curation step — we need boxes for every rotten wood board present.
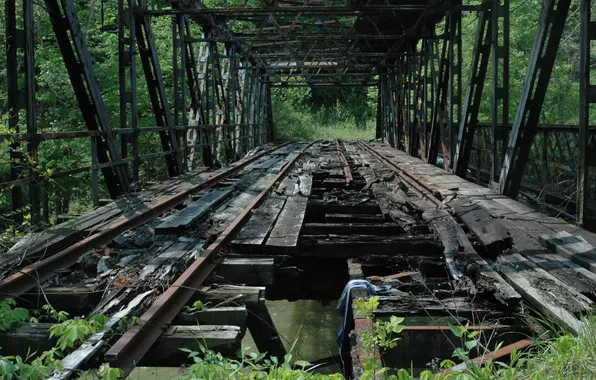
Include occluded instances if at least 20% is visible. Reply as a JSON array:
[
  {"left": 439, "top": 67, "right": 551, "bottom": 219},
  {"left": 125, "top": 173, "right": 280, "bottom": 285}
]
[
  {"left": 175, "top": 306, "right": 247, "bottom": 327},
  {"left": 301, "top": 223, "right": 404, "bottom": 236},
  {"left": 539, "top": 231, "right": 596, "bottom": 274},
  {"left": 422, "top": 209, "right": 521, "bottom": 307},
  {"left": 450, "top": 199, "right": 512, "bottom": 253},
  {"left": 231, "top": 197, "right": 286, "bottom": 253},
  {"left": 155, "top": 188, "right": 234, "bottom": 234},
  {"left": 265, "top": 196, "right": 308, "bottom": 253},
  {"left": 214, "top": 257, "right": 275, "bottom": 285},
  {"left": 495, "top": 252, "right": 591, "bottom": 334},
  {"left": 374, "top": 295, "right": 510, "bottom": 320},
  {"left": 299, "top": 234, "right": 443, "bottom": 257}
]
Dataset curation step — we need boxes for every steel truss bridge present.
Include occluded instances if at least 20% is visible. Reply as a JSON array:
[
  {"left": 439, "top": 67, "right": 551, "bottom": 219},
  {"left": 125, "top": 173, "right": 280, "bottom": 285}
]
[{"left": 3, "top": 0, "right": 596, "bottom": 229}]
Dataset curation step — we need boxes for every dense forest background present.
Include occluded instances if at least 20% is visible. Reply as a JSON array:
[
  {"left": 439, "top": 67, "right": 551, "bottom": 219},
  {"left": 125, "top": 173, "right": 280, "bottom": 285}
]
[{"left": 0, "top": 0, "right": 589, "bottom": 228}]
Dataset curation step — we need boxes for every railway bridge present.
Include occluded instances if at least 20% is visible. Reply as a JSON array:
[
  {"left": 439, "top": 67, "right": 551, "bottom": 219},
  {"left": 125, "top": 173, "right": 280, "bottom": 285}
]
[{"left": 3, "top": 0, "right": 596, "bottom": 377}]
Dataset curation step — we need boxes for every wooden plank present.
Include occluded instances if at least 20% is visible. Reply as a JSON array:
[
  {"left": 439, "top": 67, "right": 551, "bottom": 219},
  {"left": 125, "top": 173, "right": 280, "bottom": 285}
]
[
  {"left": 155, "top": 188, "right": 232, "bottom": 234},
  {"left": 246, "top": 297, "right": 286, "bottom": 359},
  {"left": 299, "top": 234, "right": 443, "bottom": 257},
  {"left": 539, "top": 231, "right": 596, "bottom": 274},
  {"left": 422, "top": 209, "right": 521, "bottom": 306},
  {"left": 500, "top": 220, "right": 596, "bottom": 298},
  {"left": 215, "top": 257, "right": 275, "bottom": 285},
  {"left": 324, "top": 213, "right": 386, "bottom": 224},
  {"left": 374, "top": 295, "right": 509, "bottom": 319},
  {"left": 495, "top": 253, "right": 591, "bottom": 334},
  {"left": 149, "top": 325, "right": 242, "bottom": 359},
  {"left": 450, "top": 199, "right": 513, "bottom": 253},
  {"left": 231, "top": 197, "right": 286, "bottom": 253},
  {"left": 195, "top": 285, "right": 265, "bottom": 307},
  {"left": 175, "top": 306, "right": 247, "bottom": 327},
  {"left": 265, "top": 196, "right": 308, "bottom": 253},
  {"left": 301, "top": 223, "right": 404, "bottom": 236}
]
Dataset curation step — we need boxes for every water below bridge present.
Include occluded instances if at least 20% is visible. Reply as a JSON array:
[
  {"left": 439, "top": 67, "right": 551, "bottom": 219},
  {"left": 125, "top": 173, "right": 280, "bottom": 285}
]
[{"left": 129, "top": 300, "right": 342, "bottom": 378}]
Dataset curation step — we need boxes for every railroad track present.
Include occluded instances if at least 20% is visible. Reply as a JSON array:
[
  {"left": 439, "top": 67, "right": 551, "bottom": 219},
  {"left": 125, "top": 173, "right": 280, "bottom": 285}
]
[{"left": 2, "top": 140, "right": 594, "bottom": 378}]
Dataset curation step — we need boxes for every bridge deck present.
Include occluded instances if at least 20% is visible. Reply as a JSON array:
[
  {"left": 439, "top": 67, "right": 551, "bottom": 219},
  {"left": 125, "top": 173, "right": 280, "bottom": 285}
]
[{"left": 1, "top": 140, "right": 596, "bottom": 376}]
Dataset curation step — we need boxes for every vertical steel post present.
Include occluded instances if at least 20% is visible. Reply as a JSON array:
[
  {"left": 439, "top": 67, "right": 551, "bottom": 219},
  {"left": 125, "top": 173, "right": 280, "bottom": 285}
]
[
  {"left": 449, "top": 10, "right": 462, "bottom": 170},
  {"left": 491, "top": 0, "right": 510, "bottom": 185},
  {"left": 6, "top": 0, "right": 24, "bottom": 225},
  {"left": 499, "top": 0, "right": 571, "bottom": 196},
  {"left": 579, "top": 0, "right": 594, "bottom": 226},
  {"left": 454, "top": 10, "right": 492, "bottom": 177},
  {"left": 118, "top": 0, "right": 136, "bottom": 181}
]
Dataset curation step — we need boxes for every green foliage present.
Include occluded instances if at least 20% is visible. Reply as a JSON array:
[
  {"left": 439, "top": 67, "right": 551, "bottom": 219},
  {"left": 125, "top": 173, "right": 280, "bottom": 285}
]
[
  {"left": 184, "top": 300, "right": 210, "bottom": 313},
  {"left": 0, "top": 299, "right": 30, "bottom": 331},
  {"left": 174, "top": 344, "right": 345, "bottom": 380},
  {"left": 116, "top": 315, "right": 141, "bottom": 332},
  {"left": 49, "top": 314, "right": 110, "bottom": 351}
]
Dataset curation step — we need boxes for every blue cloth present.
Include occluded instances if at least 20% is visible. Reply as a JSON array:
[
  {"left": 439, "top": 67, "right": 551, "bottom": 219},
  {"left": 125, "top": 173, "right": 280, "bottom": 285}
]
[{"left": 336, "top": 280, "right": 386, "bottom": 348}]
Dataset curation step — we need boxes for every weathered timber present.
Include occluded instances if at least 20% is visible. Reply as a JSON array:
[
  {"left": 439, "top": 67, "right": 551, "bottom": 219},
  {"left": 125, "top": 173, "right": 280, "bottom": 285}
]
[
  {"left": 195, "top": 285, "right": 264, "bottom": 307},
  {"left": 374, "top": 295, "right": 509, "bottom": 320},
  {"left": 422, "top": 209, "right": 521, "bottom": 306},
  {"left": 265, "top": 196, "right": 308, "bottom": 253},
  {"left": 155, "top": 188, "right": 233, "bottom": 234},
  {"left": 371, "top": 183, "right": 418, "bottom": 231},
  {"left": 306, "top": 200, "right": 381, "bottom": 216},
  {"left": 299, "top": 234, "right": 443, "bottom": 257},
  {"left": 214, "top": 257, "right": 275, "bottom": 285},
  {"left": 174, "top": 306, "right": 247, "bottom": 327},
  {"left": 450, "top": 199, "right": 513, "bottom": 253},
  {"left": 324, "top": 213, "right": 387, "bottom": 224},
  {"left": 231, "top": 197, "right": 286, "bottom": 253},
  {"left": 539, "top": 231, "right": 596, "bottom": 274},
  {"left": 144, "top": 325, "right": 243, "bottom": 362},
  {"left": 0, "top": 323, "right": 242, "bottom": 366},
  {"left": 301, "top": 223, "right": 404, "bottom": 236},
  {"left": 501, "top": 220, "right": 596, "bottom": 300},
  {"left": 275, "top": 176, "right": 298, "bottom": 196},
  {"left": 495, "top": 253, "right": 591, "bottom": 334},
  {"left": 49, "top": 290, "right": 154, "bottom": 379}
]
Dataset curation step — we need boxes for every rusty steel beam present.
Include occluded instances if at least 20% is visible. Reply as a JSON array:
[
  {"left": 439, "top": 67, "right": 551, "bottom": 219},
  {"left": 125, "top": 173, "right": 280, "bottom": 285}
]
[
  {"left": 0, "top": 142, "right": 291, "bottom": 300},
  {"left": 336, "top": 140, "right": 353, "bottom": 186},
  {"left": 104, "top": 142, "right": 315, "bottom": 373}
]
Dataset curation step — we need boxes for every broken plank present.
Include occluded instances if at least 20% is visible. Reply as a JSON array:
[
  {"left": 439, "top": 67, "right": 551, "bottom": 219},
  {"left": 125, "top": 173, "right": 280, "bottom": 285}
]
[
  {"left": 195, "top": 285, "right": 265, "bottom": 307},
  {"left": 301, "top": 223, "right": 404, "bottom": 236},
  {"left": 495, "top": 253, "right": 591, "bottom": 334},
  {"left": 231, "top": 197, "right": 286, "bottom": 253},
  {"left": 175, "top": 306, "right": 247, "bottom": 327},
  {"left": 422, "top": 209, "right": 520, "bottom": 307},
  {"left": 265, "top": 196, "right": 308, "bottom": 253},
  {"left": 324, "top": 213, "right": 386, "bottom": 224},
  {"left": 146, "top": 325, "right": 243, "bottom": 361},
  {"left": 155, "top": 188, "right": 233, "bottom": 234},
  {"left": 299, "top": 234, "right": 443, "bottom": 257},
  {"left": 539, "top": 231, "right": 596, "bottom": 274},
  {"left": 214, "top": 257, "right": 275, "bottom": 285},
  {"left": 450, "top": 199, "right": 512, "bottom": 253}
]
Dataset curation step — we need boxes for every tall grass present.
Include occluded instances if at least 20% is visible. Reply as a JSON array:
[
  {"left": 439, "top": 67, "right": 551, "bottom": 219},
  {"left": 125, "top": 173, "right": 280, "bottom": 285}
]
[{"left": 272, "top": 98, "right": 375, "bottom": 141}]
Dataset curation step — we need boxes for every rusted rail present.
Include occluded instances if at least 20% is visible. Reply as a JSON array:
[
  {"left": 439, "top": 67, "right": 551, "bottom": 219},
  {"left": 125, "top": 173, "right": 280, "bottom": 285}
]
[
  {"left": 336, "top": 140, "right": 353, "bottom": 187},
  {"left": 104, "top": 141, "right": 316, "bottom": 373},
  {"left": 0, "top": 142, "right": 292, "bottom": 300},
  {"left": 357, "top": 141, "right": 442, "bottom": 207}
]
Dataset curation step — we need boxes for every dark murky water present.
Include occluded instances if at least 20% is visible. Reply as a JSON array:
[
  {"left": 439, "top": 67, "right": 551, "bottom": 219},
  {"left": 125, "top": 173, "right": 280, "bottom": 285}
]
[{"left": 129, "top": 299, "right": 343, "bottom": 379}]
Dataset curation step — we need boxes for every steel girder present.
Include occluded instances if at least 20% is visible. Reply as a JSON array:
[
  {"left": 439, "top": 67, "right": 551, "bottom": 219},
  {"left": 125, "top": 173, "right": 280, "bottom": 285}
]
[{"left": 499, "top": 0, "right": 571, "bottom": 197}]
